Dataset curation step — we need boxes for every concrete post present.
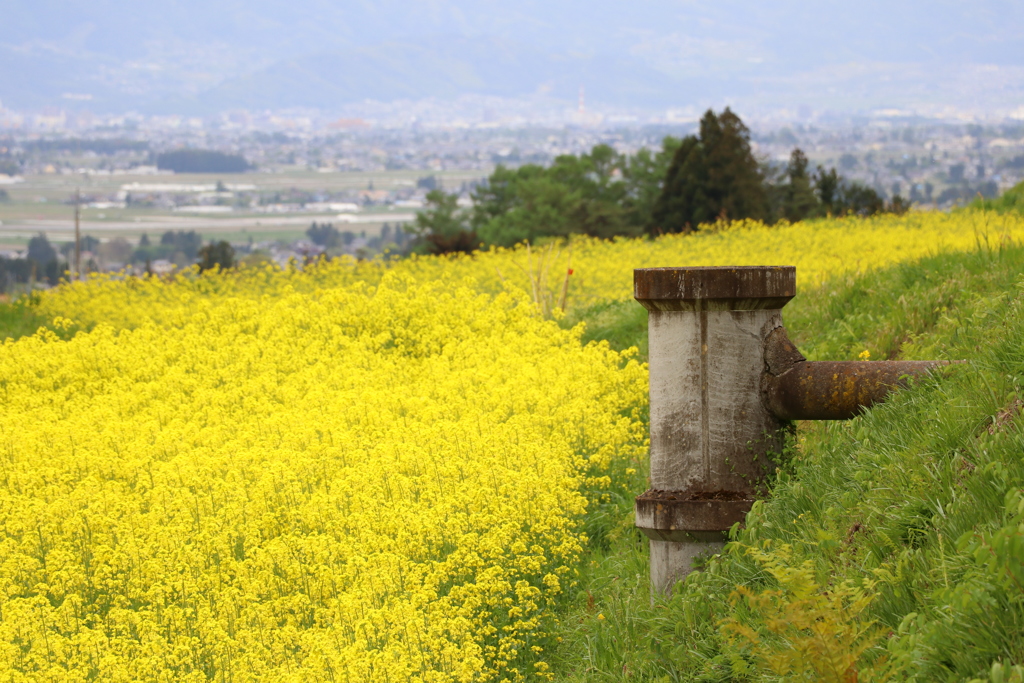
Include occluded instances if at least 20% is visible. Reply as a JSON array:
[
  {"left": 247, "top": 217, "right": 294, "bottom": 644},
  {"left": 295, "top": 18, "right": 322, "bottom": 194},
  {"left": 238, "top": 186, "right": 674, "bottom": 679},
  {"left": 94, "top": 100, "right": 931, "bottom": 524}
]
[
  {"left": 633, "top": 266, "right": 796, "bottom": 593},
  {"left": 633, "top": 265, "right": 948, "bottom": 594}
]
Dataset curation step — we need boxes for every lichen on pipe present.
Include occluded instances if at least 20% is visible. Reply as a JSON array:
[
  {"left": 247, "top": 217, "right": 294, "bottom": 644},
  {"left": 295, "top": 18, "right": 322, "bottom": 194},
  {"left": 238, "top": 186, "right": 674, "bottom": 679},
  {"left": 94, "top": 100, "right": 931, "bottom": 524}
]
[{"left": 762, "top": 326, "right": 948, "bottom": 421}]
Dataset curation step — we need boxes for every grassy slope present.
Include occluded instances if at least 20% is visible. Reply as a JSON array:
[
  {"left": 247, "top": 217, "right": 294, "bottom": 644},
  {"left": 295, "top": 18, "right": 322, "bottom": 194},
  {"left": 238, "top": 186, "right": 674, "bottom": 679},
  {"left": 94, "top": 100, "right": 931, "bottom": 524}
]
[
  {"left": 971, "top": 179, "right": 1024, "bottom": 216},
  {"left": 552, "top": 243, "right": 1024, "bottom": 682},
  {"left": 0, "top": 295, "right": 50, "bottom": 341},
  {"left": 0, "top": 293, "right": 84, "bottom": 342}
]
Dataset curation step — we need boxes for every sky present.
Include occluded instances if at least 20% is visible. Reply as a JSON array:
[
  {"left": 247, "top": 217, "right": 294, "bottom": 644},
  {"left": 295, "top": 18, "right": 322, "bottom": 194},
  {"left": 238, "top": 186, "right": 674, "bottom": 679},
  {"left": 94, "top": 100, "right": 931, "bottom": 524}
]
[{"left": 1, "top": 1, "right": 1022, "bottom": 116}]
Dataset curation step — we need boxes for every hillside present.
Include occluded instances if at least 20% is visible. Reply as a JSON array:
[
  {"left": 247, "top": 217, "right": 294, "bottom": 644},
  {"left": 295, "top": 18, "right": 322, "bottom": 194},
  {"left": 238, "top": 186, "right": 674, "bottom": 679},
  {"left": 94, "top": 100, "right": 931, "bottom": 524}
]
[
  {"left": 20, "top": 211, "right": 1024, "bottom": 335},
  {"left": 973, "top": 179, "right": 1024, "bottom": 216},
  {"left": 551, "top": 243, "right": 1024, "bottom": 681}
]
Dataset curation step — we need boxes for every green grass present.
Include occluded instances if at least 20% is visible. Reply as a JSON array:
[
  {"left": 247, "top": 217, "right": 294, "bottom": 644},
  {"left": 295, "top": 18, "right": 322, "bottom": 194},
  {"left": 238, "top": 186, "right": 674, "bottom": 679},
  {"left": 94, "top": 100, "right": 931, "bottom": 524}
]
[
  {"left": 0, "top": 292, "right": 85, "bottom": 341},
  {"left": 0, "top": 295, "right": 50, "bottom": 340},
  {"left": 564, "top": 299, "right": 650, "bottom": 361},
  {"left": 554, "top": 243, "right": 1024, "bottom": 682},
  {"left": 970, "top": 179, "right": 1024, "bottom": 216}
]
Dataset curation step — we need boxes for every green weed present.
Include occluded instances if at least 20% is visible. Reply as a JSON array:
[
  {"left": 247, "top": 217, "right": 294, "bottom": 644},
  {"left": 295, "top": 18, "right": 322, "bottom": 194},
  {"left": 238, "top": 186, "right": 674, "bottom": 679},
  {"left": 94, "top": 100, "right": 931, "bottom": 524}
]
[
  {"left": 565, "top": 298, "right": 650, "bottom": 362},
  {"left": 556, "top": 243, "right": 1024, "bottom": 681}
]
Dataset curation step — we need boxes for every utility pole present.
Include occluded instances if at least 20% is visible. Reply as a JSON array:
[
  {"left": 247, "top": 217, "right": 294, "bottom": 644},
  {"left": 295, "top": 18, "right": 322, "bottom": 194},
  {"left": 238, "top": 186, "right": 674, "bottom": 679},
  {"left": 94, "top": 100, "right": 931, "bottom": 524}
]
[{"left": 74, "top": 187, "right": 81, "bottom": 280}]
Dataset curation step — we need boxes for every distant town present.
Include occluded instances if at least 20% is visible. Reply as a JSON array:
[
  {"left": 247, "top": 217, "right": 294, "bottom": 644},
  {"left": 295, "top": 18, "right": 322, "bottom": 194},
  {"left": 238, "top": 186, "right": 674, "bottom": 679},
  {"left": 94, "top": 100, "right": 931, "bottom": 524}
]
[{"left": 0, "top": 99, "right": 1022, "bottom": 289}]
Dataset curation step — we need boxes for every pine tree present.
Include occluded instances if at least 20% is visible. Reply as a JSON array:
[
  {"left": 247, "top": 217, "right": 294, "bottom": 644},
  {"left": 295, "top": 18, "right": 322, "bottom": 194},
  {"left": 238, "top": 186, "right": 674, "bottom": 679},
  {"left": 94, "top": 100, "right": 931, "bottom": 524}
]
[
  {"left": 27, "top": 233, "right": 57, "bottom": 265},
  {"left": 814, "top": 166, "right": 841, "bottom": 214},
  {"left": 701, "top": 108, "right": 768, "bottom": 223},
  {"left": 782, "top": 148, "right": 818, "bottom": 222},
  {"left": 650, "top": 136, "right": 705, "bottom": 233},
  {"left": 197, "top": 241, "right": 236, "bottom": 272},
  {"left": 649, "top": 108, "right": 767, "bottom": 233}
]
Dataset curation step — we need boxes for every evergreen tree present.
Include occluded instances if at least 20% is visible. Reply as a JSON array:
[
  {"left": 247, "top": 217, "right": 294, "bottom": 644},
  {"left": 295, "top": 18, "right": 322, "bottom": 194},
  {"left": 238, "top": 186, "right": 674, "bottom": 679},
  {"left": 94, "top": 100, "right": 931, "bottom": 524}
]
[
  {"left": 650, "top": 108, "right": 767, "bottom": 233},
  {"left": 413, "top": 189, "right": 477, "bottom": 254},
  {"left": 650, "top": 136, "right": 706, "bottom": 233},
  {"left": 702, "top": 108, "right": 768, "bottom": 223},
  {"left": 197, "top": 241, "right": 236, "bottom": 272},
  {"left": 159, "top": 230, "right": 203, "bottom": 259},
  {"left": 814, "top": 166, "right": 842, "bottom": 214},
  {"left": 813, "top": 165, "right": 889, "bottom": 217},
  {"left": 27, "top": 233, "right": 57, "bottom": 265},
  {"left": 306, "top": 222, "right": 340, "bottom": 248},
  {"left": 841, "top": 183, "right": 886, "bottom": 216},
  {"left": 25, "top": 233, "right": 65, "bottom": 284},
  {"left": 782, "top": 148, "right": 818, "bottom": 222}
]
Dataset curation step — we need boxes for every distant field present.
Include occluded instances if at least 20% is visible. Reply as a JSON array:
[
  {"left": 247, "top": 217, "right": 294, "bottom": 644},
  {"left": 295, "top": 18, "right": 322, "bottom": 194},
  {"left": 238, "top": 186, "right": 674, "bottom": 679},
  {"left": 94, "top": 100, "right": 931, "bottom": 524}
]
[
  {"left": 0, "top": 212, "right": 411, "bottom": 250},
  {"left": 0, "top": 168, "right": 484, "bottom": 200},
  {"left": 0, "top": 168, "right": 484, "bottom": 248}
]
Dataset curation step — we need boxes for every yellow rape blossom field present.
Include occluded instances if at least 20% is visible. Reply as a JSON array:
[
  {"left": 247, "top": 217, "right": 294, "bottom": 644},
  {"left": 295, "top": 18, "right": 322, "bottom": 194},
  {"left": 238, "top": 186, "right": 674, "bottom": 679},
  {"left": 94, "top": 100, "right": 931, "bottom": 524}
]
[
  {"left": 2, "top": 210, "right": 1023, "bottom": 681},
  {"left": 0, "top": 276, "right": 646, "bottom": 681},
  {"left": 34, "top": 210, "right": 1024, "bottom": 331}
]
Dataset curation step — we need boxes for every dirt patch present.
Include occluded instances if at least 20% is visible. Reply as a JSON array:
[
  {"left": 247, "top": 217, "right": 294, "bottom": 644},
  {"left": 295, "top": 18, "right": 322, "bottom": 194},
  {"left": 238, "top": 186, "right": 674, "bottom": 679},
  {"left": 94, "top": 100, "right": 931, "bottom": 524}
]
[
  {"left": 988, "top": 396, "right": 1024, "bottom": 434},
  {"left": 845, "top": 522, "right": 867, "bottom": 545}
]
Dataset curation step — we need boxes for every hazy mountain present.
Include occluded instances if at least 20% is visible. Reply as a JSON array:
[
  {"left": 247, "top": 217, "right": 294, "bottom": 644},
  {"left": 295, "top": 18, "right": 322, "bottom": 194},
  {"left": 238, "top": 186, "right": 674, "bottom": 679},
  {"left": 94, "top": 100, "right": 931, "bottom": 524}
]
[
  {"left": 2, "top": 1, "right": 1022, "bottom": 114},
  {"left": 161, "top": 37, "right": 713, "bottom": 114}
]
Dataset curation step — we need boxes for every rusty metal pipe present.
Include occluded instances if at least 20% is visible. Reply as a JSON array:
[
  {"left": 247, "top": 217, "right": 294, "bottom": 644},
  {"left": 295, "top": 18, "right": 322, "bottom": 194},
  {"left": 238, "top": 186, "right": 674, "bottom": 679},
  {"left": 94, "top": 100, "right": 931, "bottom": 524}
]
[
  {"left": 761, "top": 324, "right": 947, "bottom": 420},
  {"left": 765, "top": 360, "right": 946, "bottom": 420}
]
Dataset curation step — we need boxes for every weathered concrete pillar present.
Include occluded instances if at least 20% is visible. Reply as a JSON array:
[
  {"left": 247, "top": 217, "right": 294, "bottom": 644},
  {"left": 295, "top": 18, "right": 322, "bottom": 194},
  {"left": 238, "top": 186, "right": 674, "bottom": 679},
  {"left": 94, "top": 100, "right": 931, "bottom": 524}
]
[
  {"left": 634, "top": 266, "right": 796, "bottom": 593},
  {"left": 634, "top": 265, "right": 948, "bottom": 594}
]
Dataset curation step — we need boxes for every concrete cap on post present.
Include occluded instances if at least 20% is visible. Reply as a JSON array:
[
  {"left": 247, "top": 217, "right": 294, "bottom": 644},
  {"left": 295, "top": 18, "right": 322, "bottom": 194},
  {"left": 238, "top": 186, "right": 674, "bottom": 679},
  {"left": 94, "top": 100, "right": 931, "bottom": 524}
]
[{"left": 634, "top": 266, "right": 796, "bottom": 312}]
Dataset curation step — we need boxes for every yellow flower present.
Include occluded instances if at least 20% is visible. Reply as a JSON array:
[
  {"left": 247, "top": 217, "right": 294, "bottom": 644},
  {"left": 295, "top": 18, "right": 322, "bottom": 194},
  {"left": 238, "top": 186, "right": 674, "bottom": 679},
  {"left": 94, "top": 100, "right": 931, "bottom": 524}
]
[
  {"left": 5, "top": 209, "right": 1019, "bottom": 679},
  {"left": 0, "top": 272, "right": 647, "bottom": 681}
]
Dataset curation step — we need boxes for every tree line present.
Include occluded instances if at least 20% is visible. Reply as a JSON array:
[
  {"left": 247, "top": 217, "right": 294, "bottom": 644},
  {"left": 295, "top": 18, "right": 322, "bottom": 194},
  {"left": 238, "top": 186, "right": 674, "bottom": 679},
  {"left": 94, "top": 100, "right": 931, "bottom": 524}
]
[
  {"left": 0, "top": 230, "right": 239, "bottom": 293},
  {"left": 155, "top": 149, "right": 250, "bottom": 173},
  {"left": 127, "top": 231, "right": 237, "bottom": 272},
  {"left": 306, "top": 222, "right": 411, "bottom": 255},
  {"left": 0, "top": 234, "right": 68, "bottom": 293},
  {"left": 414, "top": 108, "right": 908, "bottom": 254}
]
